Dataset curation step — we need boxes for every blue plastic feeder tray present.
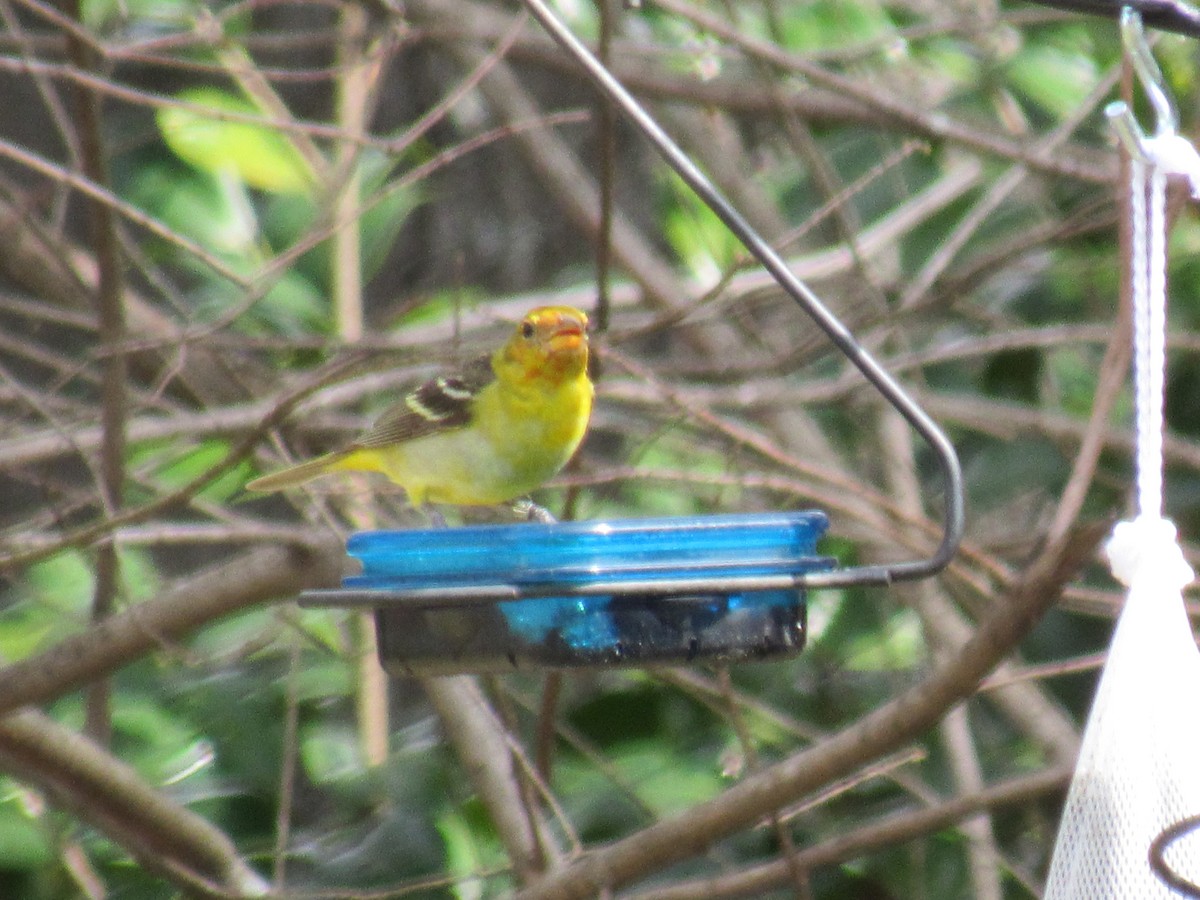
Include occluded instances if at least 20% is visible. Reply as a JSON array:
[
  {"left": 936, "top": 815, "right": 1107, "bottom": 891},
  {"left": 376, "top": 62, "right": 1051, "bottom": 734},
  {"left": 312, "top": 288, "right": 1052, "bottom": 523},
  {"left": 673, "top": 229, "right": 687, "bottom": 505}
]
[{"left": 300, "top": 511, "right": 834, "bottom": 675}]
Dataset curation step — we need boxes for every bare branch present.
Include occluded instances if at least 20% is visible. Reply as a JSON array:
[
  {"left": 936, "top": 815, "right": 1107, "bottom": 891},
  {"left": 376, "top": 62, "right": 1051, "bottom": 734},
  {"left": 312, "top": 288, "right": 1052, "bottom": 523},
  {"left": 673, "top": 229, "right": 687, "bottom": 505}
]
[
  {"left": 622, "top": 765, "right": 1072, "bottom": 900},
  {"left": 0, "top": 708, "right": 268, "bottom": 897},
  {"left": 0, "top": 541, "right": 343, "bottom": 716}
]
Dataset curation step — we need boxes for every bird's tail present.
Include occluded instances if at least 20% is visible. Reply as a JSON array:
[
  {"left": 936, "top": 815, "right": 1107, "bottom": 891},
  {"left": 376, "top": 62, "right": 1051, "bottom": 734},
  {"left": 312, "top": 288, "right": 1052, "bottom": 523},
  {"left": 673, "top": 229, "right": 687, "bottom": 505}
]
[{"left": 245, "top": 450, "right": 354, "bottom": 492}]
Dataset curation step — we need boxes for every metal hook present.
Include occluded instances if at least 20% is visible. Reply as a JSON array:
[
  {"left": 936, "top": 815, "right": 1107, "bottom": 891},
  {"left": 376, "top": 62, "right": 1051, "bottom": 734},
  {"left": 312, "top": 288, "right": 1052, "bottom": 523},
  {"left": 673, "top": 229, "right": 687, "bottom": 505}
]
[
  {"left": 1124, "top": 5, "right": 1178, "bottom": 136},
  {"left": 1106, "top": 7, "right": 1200, "bottom": 197},
  {"left": 1107, "top": 6, "right": 1179, "bottom": 160},
  {"left": 518, "top": 0, "right": 964, "bottom": 588}
]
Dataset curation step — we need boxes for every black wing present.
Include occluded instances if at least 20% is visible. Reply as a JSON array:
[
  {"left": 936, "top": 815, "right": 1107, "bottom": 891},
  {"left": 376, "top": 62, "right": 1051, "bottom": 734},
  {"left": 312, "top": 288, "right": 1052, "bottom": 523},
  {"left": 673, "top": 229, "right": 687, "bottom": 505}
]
[{"left": 352, "top": 354, "right": 495, "bottom": 449}]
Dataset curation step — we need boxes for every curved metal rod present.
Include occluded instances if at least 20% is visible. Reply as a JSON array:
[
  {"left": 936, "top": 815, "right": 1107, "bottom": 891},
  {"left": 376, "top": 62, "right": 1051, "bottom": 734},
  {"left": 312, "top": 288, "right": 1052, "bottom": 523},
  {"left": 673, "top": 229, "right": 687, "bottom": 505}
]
[
  {"left": 1150, "top": 813, "right": 1200, "bottom": 897},
  {"left": 519, "top": 0, "right": 963, "bottom": 586}
]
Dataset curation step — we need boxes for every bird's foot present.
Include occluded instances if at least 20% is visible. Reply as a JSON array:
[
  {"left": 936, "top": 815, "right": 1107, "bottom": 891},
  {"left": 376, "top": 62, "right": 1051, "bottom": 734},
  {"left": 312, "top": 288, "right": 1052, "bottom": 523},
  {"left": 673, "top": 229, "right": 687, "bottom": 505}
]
[{"left": 512, "top": 499, "right": 557, "bottom": 524}]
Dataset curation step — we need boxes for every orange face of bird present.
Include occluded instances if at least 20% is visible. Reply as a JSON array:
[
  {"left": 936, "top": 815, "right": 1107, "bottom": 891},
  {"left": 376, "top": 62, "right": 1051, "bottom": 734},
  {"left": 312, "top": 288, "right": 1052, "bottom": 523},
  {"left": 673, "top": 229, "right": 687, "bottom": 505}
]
[{"left": 505, "top": 306, "right": 590, "bottom": 380}]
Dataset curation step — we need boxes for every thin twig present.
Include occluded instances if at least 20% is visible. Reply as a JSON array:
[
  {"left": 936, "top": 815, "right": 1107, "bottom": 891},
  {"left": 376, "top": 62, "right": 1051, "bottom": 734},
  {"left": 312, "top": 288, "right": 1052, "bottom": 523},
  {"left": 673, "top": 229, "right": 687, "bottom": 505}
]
[
  {"left": 621, "top": 765, "right": 1072, "bottom": 900},
  {"left": 64, "top": 0, "right": 127, "bottom": 746},
  {"left": 0, "top": 708, "right": 268, "bottom": 898},
  {"left": 653, "top": 0, "right": 1114, "bottom": 184}
]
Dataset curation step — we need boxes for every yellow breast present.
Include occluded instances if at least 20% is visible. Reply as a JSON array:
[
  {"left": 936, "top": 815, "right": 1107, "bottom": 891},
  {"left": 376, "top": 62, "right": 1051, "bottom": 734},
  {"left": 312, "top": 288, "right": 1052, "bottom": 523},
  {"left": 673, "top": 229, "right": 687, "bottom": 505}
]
[{"left": 354, "top": 374, "right": 593, "bottom": 506}]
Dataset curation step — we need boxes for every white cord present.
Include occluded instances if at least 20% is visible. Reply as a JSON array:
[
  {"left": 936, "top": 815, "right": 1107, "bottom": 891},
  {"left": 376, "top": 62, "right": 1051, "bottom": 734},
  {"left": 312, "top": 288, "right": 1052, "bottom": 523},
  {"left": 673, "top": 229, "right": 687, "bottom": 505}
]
[
  {"left": 1130, "top": 157, "right": 1153, "bottom": 519},
  {"left": 1131, "top": 135, "right": 1200, "bottom": 521},
  {"left": 1130, "top": 157, "right": 1167, "bottom": 521}
]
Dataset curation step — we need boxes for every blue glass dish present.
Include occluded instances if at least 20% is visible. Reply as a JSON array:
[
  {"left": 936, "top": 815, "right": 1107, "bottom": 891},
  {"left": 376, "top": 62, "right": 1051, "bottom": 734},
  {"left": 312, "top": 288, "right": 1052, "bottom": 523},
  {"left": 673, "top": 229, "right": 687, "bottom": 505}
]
[{"left": 307, "top": 511, "right": 834, "bottom": 674}]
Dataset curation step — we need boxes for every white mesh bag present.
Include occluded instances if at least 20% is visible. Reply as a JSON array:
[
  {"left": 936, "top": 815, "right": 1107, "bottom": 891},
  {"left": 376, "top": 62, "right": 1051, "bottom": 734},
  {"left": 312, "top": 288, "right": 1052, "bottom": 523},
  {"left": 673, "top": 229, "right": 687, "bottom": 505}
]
[
  {"left": 1044, "top": 518, "right": 1200, "bottom": 896},
  {"left": 1044, "top": 10, "right": 1200, "bottom": 895}
]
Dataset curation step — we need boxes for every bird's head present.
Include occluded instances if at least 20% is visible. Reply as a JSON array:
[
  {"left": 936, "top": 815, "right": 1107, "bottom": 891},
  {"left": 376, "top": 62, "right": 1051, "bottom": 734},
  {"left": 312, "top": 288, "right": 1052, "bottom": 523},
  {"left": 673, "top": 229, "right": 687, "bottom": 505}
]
[{"left": 498, "top": 306, "right": 590, "bottom": 384}]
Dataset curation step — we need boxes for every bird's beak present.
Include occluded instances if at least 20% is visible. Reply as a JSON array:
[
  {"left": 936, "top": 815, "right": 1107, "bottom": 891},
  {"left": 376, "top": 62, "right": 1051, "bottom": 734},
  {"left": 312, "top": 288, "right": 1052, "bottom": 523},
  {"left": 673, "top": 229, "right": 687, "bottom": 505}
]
[{"left": 549, "top": 317, "right": 587, "bottom": 352}]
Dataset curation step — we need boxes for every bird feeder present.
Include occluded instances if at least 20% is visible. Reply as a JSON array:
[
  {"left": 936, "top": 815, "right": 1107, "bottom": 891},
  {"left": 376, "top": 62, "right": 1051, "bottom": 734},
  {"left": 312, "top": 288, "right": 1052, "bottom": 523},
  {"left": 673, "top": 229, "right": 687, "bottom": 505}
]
[
  {"left": 304, "top": 512, "right": 832, "bottom": 675},
  {"left": 300, "top": 0, "right": 965, "bottom": 674}
]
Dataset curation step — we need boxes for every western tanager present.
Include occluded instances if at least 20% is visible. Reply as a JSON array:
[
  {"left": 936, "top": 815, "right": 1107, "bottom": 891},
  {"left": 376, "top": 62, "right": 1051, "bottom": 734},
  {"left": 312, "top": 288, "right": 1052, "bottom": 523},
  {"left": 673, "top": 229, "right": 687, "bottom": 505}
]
[{"left": 246, "top": 306, "right": 593, "bottom": 506}]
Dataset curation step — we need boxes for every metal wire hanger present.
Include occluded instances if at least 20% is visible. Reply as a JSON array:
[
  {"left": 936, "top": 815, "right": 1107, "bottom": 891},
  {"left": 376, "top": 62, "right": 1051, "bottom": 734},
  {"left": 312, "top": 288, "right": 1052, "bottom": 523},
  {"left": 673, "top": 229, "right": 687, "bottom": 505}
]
[{"left": 517, "top": 0, "right": 965, "bottom": 591}]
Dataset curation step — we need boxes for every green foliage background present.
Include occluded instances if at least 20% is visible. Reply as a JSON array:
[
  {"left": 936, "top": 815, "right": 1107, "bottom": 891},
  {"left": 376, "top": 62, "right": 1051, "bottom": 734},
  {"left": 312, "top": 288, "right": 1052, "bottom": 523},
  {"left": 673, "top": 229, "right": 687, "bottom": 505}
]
[{"left": 0, "top": 0, "right": 1196, "bottom": 897}]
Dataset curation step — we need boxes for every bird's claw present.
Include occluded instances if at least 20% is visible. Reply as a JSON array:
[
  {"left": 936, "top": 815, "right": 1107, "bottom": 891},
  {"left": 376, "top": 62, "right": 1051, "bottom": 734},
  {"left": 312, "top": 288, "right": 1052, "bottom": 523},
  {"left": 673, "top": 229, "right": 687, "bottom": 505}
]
[{"left": 512, "top": 499, "right": 557, "bottom": 524}]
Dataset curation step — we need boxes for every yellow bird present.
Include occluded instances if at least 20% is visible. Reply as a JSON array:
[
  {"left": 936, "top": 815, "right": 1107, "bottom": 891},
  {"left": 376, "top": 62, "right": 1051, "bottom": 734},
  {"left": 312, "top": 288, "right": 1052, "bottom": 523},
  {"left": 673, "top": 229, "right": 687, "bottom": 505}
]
[{"left": 246, "top": 306, "right": 593, "bottom": 507}]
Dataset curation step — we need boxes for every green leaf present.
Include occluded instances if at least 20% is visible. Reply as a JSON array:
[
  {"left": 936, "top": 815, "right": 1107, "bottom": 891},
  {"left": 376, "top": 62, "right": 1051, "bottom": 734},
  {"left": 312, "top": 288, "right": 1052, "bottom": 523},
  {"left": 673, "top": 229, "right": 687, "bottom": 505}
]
[
  {"left": 843, "top": 605, "right": 925, "bottom": 670},
  {"left": 261, "top": 191, "right": 320, "bottom": 276},
  {"left": 292, "top": 655, "right": 354, "bottom": 704},
  {"left": 126, "top": 161, "right": 259, "bottom": 257},
  {"left": 612, "top": 742, "right": 724, "bottom": 815},
  {"left": 0, "top": 551, "right": 118, "bottom": 661},
  {"left": 436, "top": 807, "right": 508, "bottom": 900},
  {"left": 0, "top": 599, "right": 66, "bottom": 663},
  {"left": 118, "top": 547, "right": 161, "bottom": 604},
  {"left": 1158, "top": 33, "right": 1198, "bottom": 102},
  {"left": 185, "top": 607, "right": 277, "bottom": 660},
  {"left": 25, "top": 551, "right": 94, "bottom": 614},
  {"left": 186, "top": 265, "right": 329, "bottom": 335},
  {"left": 555, "top": 739, "right": 725, "bottom": 828},
  {"left": 81, "top": 0, "right": 199, "bottom": 33},
  {"left": 359, "top": 154, "right": 423, "bottom": 282},
  {"left": 149, "top": 439, "right": 253, "bottom": 501},
  {"left": 394, "top": 291, "right": 487, "bottom": 329},
  {"left": 662, "top": 171, "right": 741, "bottom": 283},
  {"left": 805, "top": 588, "right": 846, "bottom": 647},
  {"left": 776, "top": 0, "right": 894, "bottom": 52},
  {"left": 261, "top": 149, "right": 421, "bottom": 289},
  {"left": 300, "top": 723, "right": 366, "bottom": 785},
  {"left": 1006, "top": 41, "right": 1098, "bottom": 120},
  {"left": 112, "top": 696, "right": 209, "bottom": 783},
  {"left": 158, "top": 87, "right": 315, "bottom": 195},
  {"left": 915, "top": 38, "right": 980, "bottom": 92},
  {"left": 0, "top": 789, "right": 52, "bottom": 870}
]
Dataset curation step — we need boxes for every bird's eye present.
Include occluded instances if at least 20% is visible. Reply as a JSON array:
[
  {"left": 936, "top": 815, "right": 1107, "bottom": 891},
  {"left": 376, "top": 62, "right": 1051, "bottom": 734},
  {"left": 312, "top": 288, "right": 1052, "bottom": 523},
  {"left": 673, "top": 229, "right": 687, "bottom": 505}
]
[{"left": 521, "top": 321, "right": 535, "bottom": 339}]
